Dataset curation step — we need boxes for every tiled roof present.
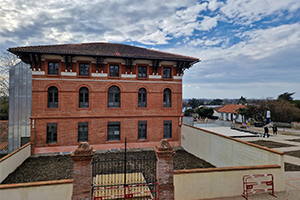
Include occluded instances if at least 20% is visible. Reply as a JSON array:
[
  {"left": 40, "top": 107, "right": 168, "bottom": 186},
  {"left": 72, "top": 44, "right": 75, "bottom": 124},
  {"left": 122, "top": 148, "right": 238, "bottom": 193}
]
[
  {"left": 8, "top": 42, "right": 200, "bottom": 62},
  {"left": 217, "top": 104, "right": 246, "bottom": 114}
]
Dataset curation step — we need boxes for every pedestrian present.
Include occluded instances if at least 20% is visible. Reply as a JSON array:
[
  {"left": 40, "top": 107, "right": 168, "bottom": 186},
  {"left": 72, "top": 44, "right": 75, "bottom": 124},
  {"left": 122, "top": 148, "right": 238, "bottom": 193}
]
[
  {"left": 263, "top": 126, "right": 269, "bottom": 138},
  {"left": 272, "top": 124, "right": 278, "bottom": 135}
]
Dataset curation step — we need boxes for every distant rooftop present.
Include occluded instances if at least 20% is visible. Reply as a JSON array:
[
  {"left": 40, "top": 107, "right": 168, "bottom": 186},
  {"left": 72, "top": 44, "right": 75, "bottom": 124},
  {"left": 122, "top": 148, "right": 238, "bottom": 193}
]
[{"left": 217, "top": 104, "right": 246, "bottom": 114}]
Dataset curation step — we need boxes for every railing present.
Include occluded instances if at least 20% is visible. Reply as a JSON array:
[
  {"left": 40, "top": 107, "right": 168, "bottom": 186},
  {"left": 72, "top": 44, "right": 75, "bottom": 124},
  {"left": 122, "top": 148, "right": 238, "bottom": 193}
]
[{"left": 242, "top": 174, "right": 276, "bottom": 200}]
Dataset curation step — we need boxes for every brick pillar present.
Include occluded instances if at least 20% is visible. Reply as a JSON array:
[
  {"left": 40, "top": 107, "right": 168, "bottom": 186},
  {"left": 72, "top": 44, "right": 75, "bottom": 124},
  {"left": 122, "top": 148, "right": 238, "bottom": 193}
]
[
  {"left": 71, "top": 142, "right": 95, "bottom": 200},
  {"left": 154, "top": 139, "right": 175, "bottom": 200}
]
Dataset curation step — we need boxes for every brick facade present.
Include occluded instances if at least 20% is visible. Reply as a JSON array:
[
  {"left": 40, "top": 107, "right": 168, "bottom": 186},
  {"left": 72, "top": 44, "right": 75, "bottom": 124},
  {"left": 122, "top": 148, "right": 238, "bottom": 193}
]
[{"left": 9, "top": 43, "right": 199, "bottom": 152}]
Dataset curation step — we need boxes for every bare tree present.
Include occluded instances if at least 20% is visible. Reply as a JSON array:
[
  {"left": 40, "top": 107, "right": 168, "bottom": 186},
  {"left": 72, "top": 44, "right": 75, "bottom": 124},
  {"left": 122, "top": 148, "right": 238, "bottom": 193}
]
[{"left": 0, "top": 51, "right": 20, "bottom": 96}]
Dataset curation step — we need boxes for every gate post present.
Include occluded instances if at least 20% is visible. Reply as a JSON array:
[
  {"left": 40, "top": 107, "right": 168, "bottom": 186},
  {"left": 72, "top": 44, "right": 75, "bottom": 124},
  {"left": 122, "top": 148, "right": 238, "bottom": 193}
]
[
  {"left": 71, "top": 142, "right": 95, "bottom": 200},
  {"left": 154, "top": 139, "right": 175, "bottom": 200}
]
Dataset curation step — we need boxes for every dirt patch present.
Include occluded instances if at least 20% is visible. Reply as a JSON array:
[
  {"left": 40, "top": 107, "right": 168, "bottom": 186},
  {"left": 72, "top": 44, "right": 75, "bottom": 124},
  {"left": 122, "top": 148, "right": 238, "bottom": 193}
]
[
  {"left": 1, "top": 155, "right": 73, "bottom": 184},
  {"left": 1, "top": 149, "right": 215, "bottom": 184},
  {"left": 287, "top": 139, "right": 300, "bottom": 143},
  {"left": 248, "top": 140, "right": 295, "bottom": 148},
  {"left": 174, "top": 149, "right": 215, "bottom": 169},
  {"left": 285, "top": 150, "right": 300, "bottom": 159},
  {"left": 285, "top": 163, "right": 300, "bottom": 171}
]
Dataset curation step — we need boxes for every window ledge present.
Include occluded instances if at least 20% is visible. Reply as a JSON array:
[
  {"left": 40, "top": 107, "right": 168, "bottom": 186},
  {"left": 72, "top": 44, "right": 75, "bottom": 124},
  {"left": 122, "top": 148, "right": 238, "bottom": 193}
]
[
  {"left": 121, "top": 74, "right": 136, "bottom": 78},
  {"left": 61, "top": 72, "right": 77, "bottom": 76},
  {"left": 173, "top": 75, "right": 183, "bottom": 80},
  {"left": 149, "top": 75, "right": 161, "bottom": 79},
  {"left": 32, "top": 71, "right": 45, "bottom": 75},
  {"left": 92, "top": 73, "right": 107, "bottom": 77}
]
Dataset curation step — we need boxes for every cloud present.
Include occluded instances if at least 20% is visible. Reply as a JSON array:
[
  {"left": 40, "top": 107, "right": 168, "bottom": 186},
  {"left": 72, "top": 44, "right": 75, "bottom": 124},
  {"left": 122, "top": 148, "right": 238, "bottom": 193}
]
[
  {"left": 197, "top": 16, "right": 219, "bottom": 31},
  {"left": 220, "top": 0, "right": 300, "bottom": 25},
  {"left": 208, "top": 0, "right": 224, "bottom": 12}
]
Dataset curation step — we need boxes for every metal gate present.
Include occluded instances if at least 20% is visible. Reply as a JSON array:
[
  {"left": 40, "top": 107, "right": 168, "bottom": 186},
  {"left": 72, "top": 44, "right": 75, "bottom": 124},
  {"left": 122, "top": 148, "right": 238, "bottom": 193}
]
[{"left": 92, "top": 139, "right": 158, "bottom": 199}]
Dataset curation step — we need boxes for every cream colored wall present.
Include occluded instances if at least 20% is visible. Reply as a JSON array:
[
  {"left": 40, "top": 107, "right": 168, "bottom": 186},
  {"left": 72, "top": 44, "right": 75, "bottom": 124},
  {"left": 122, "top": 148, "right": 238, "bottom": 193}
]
[
  {"left": 0, "top": 182, "right": 73, "bottom": 200},
  {"left": 174, "top": 167, "right": 284, "bottom": 200},
  {"left": 0, "top": 143, "right": 31, "bottom": 183},
  {"left": 181, "top": 125, "right": 283, "bottom": 167}
]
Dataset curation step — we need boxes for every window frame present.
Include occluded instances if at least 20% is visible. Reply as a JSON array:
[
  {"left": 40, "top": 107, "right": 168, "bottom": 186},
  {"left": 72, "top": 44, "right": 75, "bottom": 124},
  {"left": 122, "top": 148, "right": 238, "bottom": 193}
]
[
  {"left": 109, "top": 65, "right": 120, "bottom": 77},
  {"left": 163, "top": 120, "right": 172, "bottom": 139},
  {"left": 108, "top": 86, "right": 121, "bottom": 108},
  {"left": 79, "top": 87, "right": 89, "bottom": 108},
  {"left": 107, "top": 122, "right": 121, "bottom": 141},
  {"left": 79, "top": 63, "right": 90, "bottom": 76},
  {"left": 163, "top": 88, "right": 171, "bottom": 108},
  {"left": 138, "top": 88, "right": 147, "bottom": 108},
  {"left": 78, "top": 122, "right": 88, "bottom": 142},
  {"left": 48, "top": 86, "right": 58, "bottom": 108},
  {"left": 48, "top": 62, "right": 59, "bottom": 75},
  {"left": 138, "top": 66, "right": 147, "bottom": 78},
  {"left": 138, "top": 121, "right": 147, "bottom": 140},
  {"left": 46, "top": 123, "right": 57, "bottom": 144},
  {"left": 163, "top": 67, "right": 171, "bottom": 78}
]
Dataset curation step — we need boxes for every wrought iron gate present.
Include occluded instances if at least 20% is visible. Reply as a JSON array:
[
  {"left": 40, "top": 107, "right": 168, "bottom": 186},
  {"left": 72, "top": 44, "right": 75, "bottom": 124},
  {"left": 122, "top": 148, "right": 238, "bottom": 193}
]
[{"left": 92, "top": 139, "right": 158, "bottom": 199}]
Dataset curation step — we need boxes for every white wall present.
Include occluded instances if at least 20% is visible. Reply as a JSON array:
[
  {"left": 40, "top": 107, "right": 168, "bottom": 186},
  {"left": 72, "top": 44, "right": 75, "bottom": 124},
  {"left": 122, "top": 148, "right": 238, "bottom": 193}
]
[
  {"left": 0, "top": 180, "right": 73, "bottom": 200},
  {"left": 178, "top": 124, "right": 285, "bottom": 199},
  {"left": 181, "top": 124, "right": 284, "bottom": 168},
  {"left": 174, "top": 167, "right": 284, "bottom": 200},
  {"left": 0, "top": 143, "right": 31, "bottom": 183}
]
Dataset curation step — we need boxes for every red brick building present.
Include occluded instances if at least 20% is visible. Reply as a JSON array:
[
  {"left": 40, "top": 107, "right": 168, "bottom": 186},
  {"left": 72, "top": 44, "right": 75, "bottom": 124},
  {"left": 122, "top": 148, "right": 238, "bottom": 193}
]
[{"left": 8, "top": 43, "right": 199, "bottom": 153}]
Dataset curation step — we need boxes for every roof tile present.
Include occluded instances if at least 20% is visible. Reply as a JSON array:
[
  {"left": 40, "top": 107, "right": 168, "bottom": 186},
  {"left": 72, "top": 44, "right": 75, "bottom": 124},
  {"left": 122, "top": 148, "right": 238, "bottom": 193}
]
[{"left": 8, "top": 42, "right": 200, "bottom": 62}]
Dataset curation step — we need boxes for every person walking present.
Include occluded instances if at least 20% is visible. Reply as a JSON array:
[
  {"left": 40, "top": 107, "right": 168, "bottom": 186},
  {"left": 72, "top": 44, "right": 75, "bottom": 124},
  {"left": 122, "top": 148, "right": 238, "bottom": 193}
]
[
  {"left": 263, "top": 126, "right": 269, "bottom": 138},
  {"left": 272, "top": 124, "right": 278, "bottom": 135}
]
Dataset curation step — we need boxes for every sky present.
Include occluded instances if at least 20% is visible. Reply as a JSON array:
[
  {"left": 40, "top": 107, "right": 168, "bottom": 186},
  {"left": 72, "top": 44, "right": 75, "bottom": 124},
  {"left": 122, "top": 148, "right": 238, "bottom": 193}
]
[{"left": 0, "top": 0, "right": 300, "bottom": 100}]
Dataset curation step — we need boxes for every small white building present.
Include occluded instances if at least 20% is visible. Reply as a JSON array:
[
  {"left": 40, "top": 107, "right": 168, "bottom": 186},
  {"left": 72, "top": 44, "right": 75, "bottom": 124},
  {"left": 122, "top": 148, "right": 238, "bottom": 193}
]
[{"left": 217, "top": 104, "right": 246, "bottom": 123}]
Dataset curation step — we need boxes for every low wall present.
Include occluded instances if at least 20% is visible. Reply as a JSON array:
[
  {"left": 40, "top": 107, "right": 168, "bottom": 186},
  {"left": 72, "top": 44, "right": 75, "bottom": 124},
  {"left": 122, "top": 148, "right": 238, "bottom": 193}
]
[
  {"left": 174, "top": 165, "right": 284, "bottom": 200},
  {"left": 0, "top": 179, "right": 73, "bottom": 200},
  {"left": 178, "top": 124, "right": 285, "bottom": 199},
  {"left": 0, "top": 143, "right": 31, "bottom": 183},
  {"left": 181, "top": 124, "right": 284, "bottom": 168}
]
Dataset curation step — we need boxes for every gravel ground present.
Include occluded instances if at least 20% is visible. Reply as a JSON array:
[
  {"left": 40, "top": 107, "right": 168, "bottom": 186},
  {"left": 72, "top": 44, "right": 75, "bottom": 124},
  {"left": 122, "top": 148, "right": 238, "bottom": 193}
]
[
  {"left": 248, "top": 140, "right": 295, "bottom": 148},
  {"left": 285, "top": 150, "right": 300, "bottom": 159},
  {"left": 1, "top": 149, "right": 215, "bottom": 184},
  {"left": 285, "top": 162, "right": 300, "bottom": 171},
  {"left": 287, "top": 138, "right": 300, "bottom": 143}
]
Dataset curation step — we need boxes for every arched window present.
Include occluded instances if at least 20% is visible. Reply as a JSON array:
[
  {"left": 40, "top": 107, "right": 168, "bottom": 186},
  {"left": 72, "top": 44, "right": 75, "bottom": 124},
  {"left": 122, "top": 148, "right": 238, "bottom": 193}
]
[
  {"left": 108, "top": 86, "right": 120, "bottom": 108},
  {"left": 79, "top": 87, "right": 89, "bottom": 108},
  {"left": 138, "top": 88, "right": 147, "bottom": 107},
  {"left": 48, "top": 86, "right": 58, "bottom": 108},
  {"left": 163, "top": 88, "right": 171, "bottom": 107}
]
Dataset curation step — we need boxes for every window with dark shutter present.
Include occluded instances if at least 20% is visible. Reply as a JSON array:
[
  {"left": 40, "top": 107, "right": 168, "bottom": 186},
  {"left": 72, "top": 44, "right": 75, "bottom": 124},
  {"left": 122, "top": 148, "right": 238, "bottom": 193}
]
[
  {"left": 109, "top": 65, "right": 119, "bottom": 77},
  {"left": 138, "top": 66, "right": 147, "bottom": 78},
  {"left": 138, "top": 88, "right": 147, "bottom": 108},
  {"left": 48, "top": 62, "right": 59, "bottom": 75},
  {"left": 48, "top": 86, "right": 58, "bottom": 108},
  {"left": 79, "top": 63, "right": 89, "bottom": 76},
  {"left": 107, "top": 122, "right": 120, "bottom": 141},
  {"left": 78, "top": 122, "right": 88, "bottom": 142},
  {"left": 138, "top": 121, "right": 147, "bottom": 139},
  {"left": 163, "top": 88, "right": 171, "bottom": 107},
  {"left": 163, "top": 121, "right": 172, "bottom": 138},
  {"left": 163, "top": 67, "right": 171, "bottom": 78},
  {"left": 79, "top": 87, "right": 89, "bottom": 108},
  {"left": 46, "top": 123, "right": 57, "bottom": 143},
  {"left": 108, "top": 86, "right": 120, "bottom": 108}
]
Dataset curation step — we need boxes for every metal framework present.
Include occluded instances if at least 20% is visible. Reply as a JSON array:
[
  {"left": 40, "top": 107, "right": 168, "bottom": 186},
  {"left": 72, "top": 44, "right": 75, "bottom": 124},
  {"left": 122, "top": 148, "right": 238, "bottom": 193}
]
[
  {"left": 92, "top": 139, "right": 158, "bottom": 199},
  {"left": 242, "top": 174, "right": 276, "bottom": 200}
]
